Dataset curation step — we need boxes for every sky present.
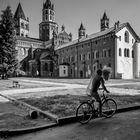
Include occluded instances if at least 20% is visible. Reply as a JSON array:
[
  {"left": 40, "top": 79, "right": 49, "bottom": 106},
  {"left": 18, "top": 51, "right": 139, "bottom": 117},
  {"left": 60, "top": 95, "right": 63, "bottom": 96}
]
[{"left": 0, "top": 0, "right": 140, "bottom": 40}]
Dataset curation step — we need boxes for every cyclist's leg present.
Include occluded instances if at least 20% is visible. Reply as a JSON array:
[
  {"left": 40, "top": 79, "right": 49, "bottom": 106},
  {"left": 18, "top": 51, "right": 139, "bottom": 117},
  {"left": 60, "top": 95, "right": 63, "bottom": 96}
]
[{"left": 93, "top": 94, "right": 102, "bottom": 116}]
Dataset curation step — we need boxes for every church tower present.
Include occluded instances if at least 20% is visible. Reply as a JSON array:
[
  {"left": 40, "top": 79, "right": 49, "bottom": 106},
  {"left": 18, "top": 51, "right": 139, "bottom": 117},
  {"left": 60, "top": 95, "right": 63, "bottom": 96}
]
[
  {"left": 100, "top": 12, "right": 109, "bottom": 31},
  {"left": 78, "top": 23, "right": 86, "bottom": 39},
  {"left": 14, "top": 3, "right": 29, "bottom": 37},
  {"left": 39, "top": 0, "right": 58, "bottom": 41}
]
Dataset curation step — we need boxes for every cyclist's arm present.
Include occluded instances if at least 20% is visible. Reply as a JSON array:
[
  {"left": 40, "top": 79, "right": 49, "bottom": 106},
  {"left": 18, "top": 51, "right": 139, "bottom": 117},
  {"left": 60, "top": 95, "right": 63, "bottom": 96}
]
[{"left": 100, "top": 78, "right": 109, "bottom": 93}]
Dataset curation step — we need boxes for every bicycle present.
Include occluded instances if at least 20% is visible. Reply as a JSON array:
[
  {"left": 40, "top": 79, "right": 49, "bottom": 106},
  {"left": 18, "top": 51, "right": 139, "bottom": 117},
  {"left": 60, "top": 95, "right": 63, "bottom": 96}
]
[{"left": 76, "top": 89, "right": 117, "bottom": 124}]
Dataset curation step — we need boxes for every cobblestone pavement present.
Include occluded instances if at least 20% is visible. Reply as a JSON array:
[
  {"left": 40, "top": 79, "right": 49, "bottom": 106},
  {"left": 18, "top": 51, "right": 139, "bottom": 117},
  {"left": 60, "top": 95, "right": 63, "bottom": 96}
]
[{"left": 0, "top": 78, "right": 140, "bottom": 102}]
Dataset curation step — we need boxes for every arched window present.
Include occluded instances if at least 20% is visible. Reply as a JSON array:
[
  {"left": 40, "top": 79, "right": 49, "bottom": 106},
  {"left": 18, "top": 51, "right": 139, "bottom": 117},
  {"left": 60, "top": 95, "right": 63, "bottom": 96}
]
[
  {"left": 119, "top": 48, "right": 122, "bottom": 56},
  {"left": 127, "top": 49, "right": 129, "bottom": 57},
  {"left": 124, "top": 48, "right": 127, "bottom": 57},
  {"left": 132, "top": 50, "right": 134, "bottom": 58},
  {"left": 96, "top": 51, "right": 99, "bottom": 58},
  {"left": 124, "top": 31, "right": 129, "bottom": 43}
]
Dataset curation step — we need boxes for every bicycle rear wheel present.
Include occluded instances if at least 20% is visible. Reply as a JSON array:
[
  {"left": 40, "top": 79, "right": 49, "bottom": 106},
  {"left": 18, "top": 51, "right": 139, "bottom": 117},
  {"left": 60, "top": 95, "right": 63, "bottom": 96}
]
[
  {"left": 102, "top": 99, "right": 117, "bottom": 118},
  {"left": 76, "top": 102, "right": 93, "bottom": 124}
]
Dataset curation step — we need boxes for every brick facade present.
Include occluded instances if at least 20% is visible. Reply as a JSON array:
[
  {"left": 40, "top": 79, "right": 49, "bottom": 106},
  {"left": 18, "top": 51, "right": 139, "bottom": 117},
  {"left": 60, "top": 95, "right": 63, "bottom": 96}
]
[{"left": 56, "top": 33, "right": 116, "bottom": 78}]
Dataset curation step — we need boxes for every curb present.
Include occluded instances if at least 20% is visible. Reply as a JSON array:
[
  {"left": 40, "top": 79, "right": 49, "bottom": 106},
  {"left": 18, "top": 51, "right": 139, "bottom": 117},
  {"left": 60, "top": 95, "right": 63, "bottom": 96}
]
[
  {"left": 0, "top": 105, "right": 140, "bottom": 138},
  {"left": 58, "top": 105, "right": 140, "bottom": 125}
]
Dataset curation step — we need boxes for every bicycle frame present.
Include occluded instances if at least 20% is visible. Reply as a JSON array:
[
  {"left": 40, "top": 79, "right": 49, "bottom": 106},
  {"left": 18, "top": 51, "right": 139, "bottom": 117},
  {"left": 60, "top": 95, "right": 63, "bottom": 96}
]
[{"left": 101, "top": 90, "right": 108, "bottom": 103}]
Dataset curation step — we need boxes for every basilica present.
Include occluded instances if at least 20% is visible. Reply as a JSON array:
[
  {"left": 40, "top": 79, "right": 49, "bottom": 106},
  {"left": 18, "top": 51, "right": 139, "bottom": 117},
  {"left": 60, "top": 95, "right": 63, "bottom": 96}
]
[{"left": 15, "top": 0, "right": 140, "bottom": 79}]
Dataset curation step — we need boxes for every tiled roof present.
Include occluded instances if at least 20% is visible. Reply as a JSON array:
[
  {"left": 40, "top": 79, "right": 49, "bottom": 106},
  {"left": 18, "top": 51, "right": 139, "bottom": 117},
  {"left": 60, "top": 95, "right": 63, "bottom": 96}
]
[
  {"left": 55, "top": 22, "right": 140, "bottom": 50},
  {"left": 55, "top": 26, "right": 115, "bottom": 50},
  {"left": 16, "top": 36, "right": 43, "bottom": 43}
]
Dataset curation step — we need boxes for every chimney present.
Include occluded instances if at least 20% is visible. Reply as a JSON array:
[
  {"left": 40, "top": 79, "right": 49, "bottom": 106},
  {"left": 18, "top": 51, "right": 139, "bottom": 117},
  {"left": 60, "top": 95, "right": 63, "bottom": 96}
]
[{"left": 114, "top": 21, "right": 120, "bottom": 30}]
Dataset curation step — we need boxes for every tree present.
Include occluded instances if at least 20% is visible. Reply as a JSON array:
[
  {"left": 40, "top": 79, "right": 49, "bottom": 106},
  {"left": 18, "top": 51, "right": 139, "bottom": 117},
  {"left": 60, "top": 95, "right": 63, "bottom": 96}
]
[{"left": 0, "top": 6, "right": 18, "bottom": 79}]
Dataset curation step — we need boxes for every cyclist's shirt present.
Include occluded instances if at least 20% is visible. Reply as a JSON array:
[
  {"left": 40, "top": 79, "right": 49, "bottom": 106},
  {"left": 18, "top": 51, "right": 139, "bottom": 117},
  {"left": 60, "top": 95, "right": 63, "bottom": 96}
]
[{"left": 91, "top": 74, "right": 104, "bottom": 94}]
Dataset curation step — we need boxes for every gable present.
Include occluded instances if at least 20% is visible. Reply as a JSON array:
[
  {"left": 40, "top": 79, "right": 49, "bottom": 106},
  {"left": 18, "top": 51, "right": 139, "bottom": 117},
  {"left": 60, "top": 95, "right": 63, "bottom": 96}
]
[{"left": 115, "top": 23, "right": 139, "bottom": 40}]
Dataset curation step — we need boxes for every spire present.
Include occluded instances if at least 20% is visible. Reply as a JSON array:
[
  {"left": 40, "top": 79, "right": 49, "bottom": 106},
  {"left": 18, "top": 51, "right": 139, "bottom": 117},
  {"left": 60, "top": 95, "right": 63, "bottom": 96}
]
[
  {"left": 78, "top": 23, "right": 86, "bottom": 39},
  {"left": 100, "top": 12, "right": 109, "bottom": 31},
  {"left": 14, "top": 2, "right": 26, "bottom": 20},
  {"left": 44, "top": 0, "right": 53, "bottom": 10},
  {"left": 102, "top": 12, "right": 108, "bottom": 20},
  {"left": 79, "top": 23, "right": 85, "bottom": 30}
]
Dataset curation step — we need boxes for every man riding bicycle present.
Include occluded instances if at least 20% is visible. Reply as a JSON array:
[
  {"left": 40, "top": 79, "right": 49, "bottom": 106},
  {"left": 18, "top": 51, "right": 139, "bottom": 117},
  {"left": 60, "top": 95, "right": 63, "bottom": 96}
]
[{"left": 90, "top": 68, "right": 111, "bottom": 117}]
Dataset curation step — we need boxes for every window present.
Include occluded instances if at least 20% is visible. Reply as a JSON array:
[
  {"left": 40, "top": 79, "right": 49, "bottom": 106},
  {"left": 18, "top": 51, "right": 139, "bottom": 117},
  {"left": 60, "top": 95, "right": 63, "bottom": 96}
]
[
  {"left": 46, "top": 15, "right": 48, "bottom": 20},
  {"left": 127, "top": 49, "right": 129, "bottom": 57},
  {"left": 21, "top": 22, "right": 24, "bottom": 28},
  {"left": 104, "top": 50, "right": 107, "bottom": 57},
  {"left": 119, "top": 48, "right": 122, "bottom": 56},
  {"left": 64, "top": 70, "right": 66, "bottom": 74},
  {"left": 124, "top": 31, "right": 129, "bottom": 43},
  {"left": 132, "top": 39, "right": 134, "bottom": 43},
  {"left": 124, "top": 48, "right": 127, "bottom": 57},
  {"left": 108, "top": 49, "right": 111, "bottom": 57},
  {"left": 108, "top": 63, "right": 111, "bottom": 67},
  {"left": 21, "top": 33, "right": 24, "bottom": 36},
  {"left": 79, "top": 54, "right": 82, "bottom": 61},
  {"left": 92, "top": 52, "right": 94, "bottom": 59},
  {"left": 71, "top": 69, "right": 72, "bottom": 74},
  {"left": 25, "top": 24, "right": 29, "bottom": 30},
  {"left": 96, "top": 51, "right": 99, "bottom": 58},
  {"left": 132, "top": 50, "right": 134, "bottom": 58},
  {"left": 119, "top": 36, "right": 121, "bottom": 41},
  {"left": 87, "top": 53, "right": 90, "bottom": 60},
  {"left": 83, "top": 54, "right": 85, "bottom": 61}
]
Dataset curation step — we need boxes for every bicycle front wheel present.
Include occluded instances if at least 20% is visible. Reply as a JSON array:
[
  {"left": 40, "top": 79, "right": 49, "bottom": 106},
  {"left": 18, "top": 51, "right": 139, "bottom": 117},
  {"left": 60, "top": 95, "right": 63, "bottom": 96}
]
[
  {"left": 76, "top": 102, "right": 93, "bottom": 124},
  {"left": 102, "top": 99, "right": 117, "bottom": 118}
]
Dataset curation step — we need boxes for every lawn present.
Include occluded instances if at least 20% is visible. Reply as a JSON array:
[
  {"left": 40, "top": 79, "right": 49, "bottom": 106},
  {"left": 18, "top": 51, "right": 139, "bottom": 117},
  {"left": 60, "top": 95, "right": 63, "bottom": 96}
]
[
  {"left": 0, "top": 102, "right": 52, "bottom": 130},
  {"left": 111, "top": 84, "right": 140, "bottom": 90},
  {"left": 19, "top": 94, "right": 140, "bottom": 118}
]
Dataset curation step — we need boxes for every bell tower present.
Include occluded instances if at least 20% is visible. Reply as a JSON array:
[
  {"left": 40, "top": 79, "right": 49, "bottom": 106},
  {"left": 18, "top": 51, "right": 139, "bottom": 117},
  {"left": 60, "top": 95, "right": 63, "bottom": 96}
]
[
  {"left": 39, "top": 0, "right": 58, "bottom": 41},
  {"left": 100, "top": 12, "right": 109, "bottom": 31},
  {"left": 78, "top": 23, "right": 86, "bottom": 39},
  {"left": 14, "top": 2, "right": 29, "bottom": 37}
]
